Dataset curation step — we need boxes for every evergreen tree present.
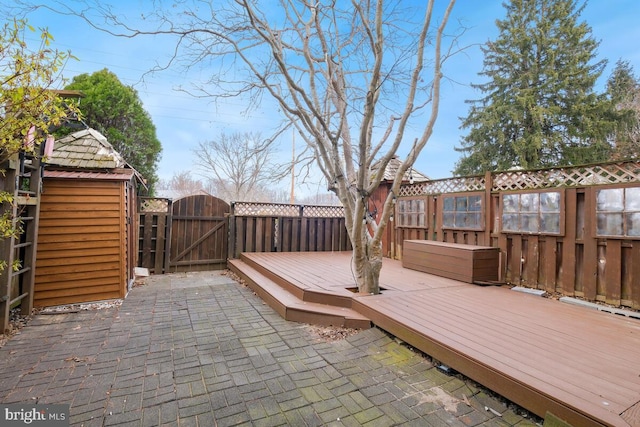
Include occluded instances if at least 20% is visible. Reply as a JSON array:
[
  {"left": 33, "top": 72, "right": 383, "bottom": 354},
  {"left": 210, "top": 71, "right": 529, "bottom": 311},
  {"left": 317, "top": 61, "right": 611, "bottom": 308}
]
[
  {"left": 606, "top": 60, "right": 640, "bottom": 160},
  {"left": 63, "top": 69, "right": 162, "bottom": 192},
  {"left": 454, "top": 0, "right": 613, "bottom": 176}
]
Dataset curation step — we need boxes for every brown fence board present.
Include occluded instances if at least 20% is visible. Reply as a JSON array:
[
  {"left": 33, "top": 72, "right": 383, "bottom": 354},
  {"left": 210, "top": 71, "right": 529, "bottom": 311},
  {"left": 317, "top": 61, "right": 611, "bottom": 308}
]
[
  {"left": 559, "top": 189, "right": 577, "bottom": 295},
  {"left": 510, "top": 236, "right": 522, "bottom": 285},
  {"left": 525, "top": 236, "right": 538, "bottom": 287},
  {"left": 282, "top": 218, "right": 293, "bottom": 252},
  {"left": 540, "top": 237, "right": 554, "bottom": 292},
  {"left": 311, "top": 219, "right": 319, "bottom": 250},
  {"left": 154, "top": 214, "right": 167, "bottom": 273},
  {"left": 632, "top": 244, "right": 640, "bottom": 309},
  {"left": 246, "top": 217, "right": 256, "bottom": 252},
  {"left": 605, "top": 240, "right": 622, "bottom": 305},
  {"left": 255, "top": 218, "right": 265, "bottom": 252},
  {"left": 581, "top": 189, "right": 596, "bottom": 300},
  {"left": 324, "top": 219, "right": 332, "bottom": 251}
]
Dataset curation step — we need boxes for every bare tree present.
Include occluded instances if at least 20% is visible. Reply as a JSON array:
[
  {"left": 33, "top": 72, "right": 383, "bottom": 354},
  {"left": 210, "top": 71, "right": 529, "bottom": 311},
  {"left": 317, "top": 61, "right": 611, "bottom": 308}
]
[
  {"left": 156, "top": 171, "right": 207, "bottom": 199},
  {"left": 193, "top": 132, "right": 284, "bottom": 202},
  {"left": 24, "top": 0, "right": 458, "bottom": 293}
]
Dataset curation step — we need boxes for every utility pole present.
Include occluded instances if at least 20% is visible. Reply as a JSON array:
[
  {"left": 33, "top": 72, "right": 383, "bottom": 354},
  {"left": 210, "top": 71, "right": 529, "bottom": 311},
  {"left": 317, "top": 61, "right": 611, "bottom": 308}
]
[{"left": 290, "top": 131, "right": 295, "bottom": 204}]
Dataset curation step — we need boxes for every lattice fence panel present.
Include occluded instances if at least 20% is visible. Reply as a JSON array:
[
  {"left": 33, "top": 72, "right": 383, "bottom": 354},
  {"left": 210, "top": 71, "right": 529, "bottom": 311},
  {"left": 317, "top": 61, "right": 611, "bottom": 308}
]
[
  {"left": 302, "top": 205, "right": 344, "bottom": 217},
  {"left": 492, "top": 161, "right": 640, "bottom": 191},
  {"left": 399, "top": 176, "right": 486, "bottom": 197},
  {"left": 233, "top": 202, "right": 344, "bottom": 217},
  {"left": 397, "top": 161, "right": 640, "bottom": 197},
  {"left": 233, "top": 202, "right": 299, "bottom": 216},
  {"left": 140, "top": 198, "right": 171, "bottom": 213}
]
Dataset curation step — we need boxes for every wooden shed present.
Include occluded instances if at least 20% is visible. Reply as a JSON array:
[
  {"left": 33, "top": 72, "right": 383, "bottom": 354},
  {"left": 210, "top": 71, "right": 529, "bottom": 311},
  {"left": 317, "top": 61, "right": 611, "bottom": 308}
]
[
  {"left": 34, "top": 129, "right": 142, "bottom": 307},
  {"left": 371, "top": 156, "right": 429, "bottom": 259}
]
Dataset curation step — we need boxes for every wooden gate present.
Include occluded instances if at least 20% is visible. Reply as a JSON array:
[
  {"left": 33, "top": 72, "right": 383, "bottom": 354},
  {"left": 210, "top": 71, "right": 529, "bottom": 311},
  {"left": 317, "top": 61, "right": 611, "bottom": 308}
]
[{"left": 168, "top": 195, "right": 230, "bottom": 272}]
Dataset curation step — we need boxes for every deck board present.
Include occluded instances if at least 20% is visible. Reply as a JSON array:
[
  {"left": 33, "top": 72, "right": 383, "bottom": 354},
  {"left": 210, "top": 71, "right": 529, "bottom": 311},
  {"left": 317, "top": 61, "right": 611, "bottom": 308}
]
[
  {"left": 357, "top": 290, "right": 635, "bottom": 412},
  {"left": 234, "top": 251, "right": 640, "bottom": 427}
]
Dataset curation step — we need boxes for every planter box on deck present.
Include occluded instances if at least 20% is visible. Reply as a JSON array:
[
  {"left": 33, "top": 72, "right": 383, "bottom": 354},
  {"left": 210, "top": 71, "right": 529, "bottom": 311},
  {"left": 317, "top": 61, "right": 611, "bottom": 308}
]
[{"left": 402, "top": 240, "right": 499, "bottom": 283}]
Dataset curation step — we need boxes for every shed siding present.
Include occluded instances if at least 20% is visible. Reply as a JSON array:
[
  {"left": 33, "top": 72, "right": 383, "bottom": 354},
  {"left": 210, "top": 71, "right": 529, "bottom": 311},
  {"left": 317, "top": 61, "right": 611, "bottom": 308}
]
[{"left": 35, "top": 179, "right": 126, "bottom": 306}]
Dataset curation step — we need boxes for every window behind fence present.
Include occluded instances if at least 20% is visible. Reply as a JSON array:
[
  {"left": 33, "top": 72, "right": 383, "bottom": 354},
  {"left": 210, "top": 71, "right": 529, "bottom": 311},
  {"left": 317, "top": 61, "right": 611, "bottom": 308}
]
[
  {"left": 501, "top": 191, "right": 562, "bottom": 234},
  {"left": 442, "top": 194, "right": 483, "bottom": 230},
  {"left": 596, "top": 187, "right": 640, "bottom": 238},
  {"left": 396, "top": 198, "right": 426, "bottom": 228}
]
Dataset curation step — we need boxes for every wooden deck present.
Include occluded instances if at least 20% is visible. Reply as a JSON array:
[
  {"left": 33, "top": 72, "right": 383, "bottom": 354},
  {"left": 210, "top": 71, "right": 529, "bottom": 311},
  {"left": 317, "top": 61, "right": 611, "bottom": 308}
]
[{"left": 229, "top": 251, "right": 640, "bottom": 427}]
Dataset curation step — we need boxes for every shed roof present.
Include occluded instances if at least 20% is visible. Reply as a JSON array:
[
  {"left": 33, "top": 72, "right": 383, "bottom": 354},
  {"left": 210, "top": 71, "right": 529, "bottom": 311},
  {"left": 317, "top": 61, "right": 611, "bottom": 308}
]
[
  {"left": 374, "top": 156, "right": 430, "bottom": 183},
  {"left": 45, "top": 169, "right": 135, "bottom": 181},
  {"left": 47, "top": 128, "right": 126, "bottom": 169}
]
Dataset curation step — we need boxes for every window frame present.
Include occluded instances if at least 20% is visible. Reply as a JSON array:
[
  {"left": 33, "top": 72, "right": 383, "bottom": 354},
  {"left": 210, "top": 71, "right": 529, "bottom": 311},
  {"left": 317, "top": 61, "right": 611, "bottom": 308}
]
[
  {"left": 395, "top": 197, "right": 428, "bottom": 229},
  {"left": 594, "top": 184, "right": 640, "bottom": 240},
  {"left": 500, "top": 189, "right": 565, "bottom": 236},
  {"left": 440, "top": 192, "right": 485, "bottom": 231}
]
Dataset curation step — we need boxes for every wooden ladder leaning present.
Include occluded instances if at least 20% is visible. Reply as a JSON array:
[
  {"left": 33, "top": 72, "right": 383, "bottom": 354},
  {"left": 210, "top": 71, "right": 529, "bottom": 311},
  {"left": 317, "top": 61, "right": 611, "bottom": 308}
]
[{"left": 0, "top": 150, "right": 43, "bottom": 332}]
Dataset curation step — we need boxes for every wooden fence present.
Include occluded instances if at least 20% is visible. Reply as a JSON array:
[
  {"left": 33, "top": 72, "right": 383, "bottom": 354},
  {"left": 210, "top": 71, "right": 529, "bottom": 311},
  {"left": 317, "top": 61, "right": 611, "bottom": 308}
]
[
  {"left": 138, "top": 197, "right": 172, "bottom": 274},
  {"left": 138, "top": 199, "right": 350, "bottom": 271},
  {"left": 229, "top": 202, "right": 350, "bottom": 258},
  {"left": 389, "top": 161, "right": 640, "bottom": 310},
  {"left": 138, "top": 161, "right": 640, "bottom": 310}
]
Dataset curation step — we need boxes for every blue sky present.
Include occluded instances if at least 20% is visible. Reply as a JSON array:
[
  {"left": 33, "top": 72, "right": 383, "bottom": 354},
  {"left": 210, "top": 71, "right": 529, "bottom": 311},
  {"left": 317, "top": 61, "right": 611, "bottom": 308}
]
[{"left": 14, "top": 0, "right": 640, "bottom": 197}]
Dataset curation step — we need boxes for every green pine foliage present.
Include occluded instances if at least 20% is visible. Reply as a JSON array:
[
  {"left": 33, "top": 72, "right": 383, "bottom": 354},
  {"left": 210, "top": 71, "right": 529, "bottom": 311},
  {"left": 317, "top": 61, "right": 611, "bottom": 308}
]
[
  {"left": 606, "top": 60, "right": 640, "bottom": 160},
  {"left": 63, "top": 69, "right": 162, "bottom": 193},
  {"left": 454, "top": 0, "right": 614, "bottom": 176}
]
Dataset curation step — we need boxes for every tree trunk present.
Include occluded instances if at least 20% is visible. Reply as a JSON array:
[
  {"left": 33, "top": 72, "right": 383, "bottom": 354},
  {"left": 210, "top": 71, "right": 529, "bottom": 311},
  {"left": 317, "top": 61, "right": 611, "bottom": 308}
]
[{"left": 353, "top": 239, "right": 383, "bottom": 294}]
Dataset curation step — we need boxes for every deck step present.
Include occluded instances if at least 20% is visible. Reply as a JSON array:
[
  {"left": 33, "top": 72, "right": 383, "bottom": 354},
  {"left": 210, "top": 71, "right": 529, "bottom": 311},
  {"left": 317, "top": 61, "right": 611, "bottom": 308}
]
[
  {"left": 228, "top": 259, "right": 371, "bottom": 329},
  {"left": 239, "top": 252, "right": 355, "bottom": 308},
  {"left": 239, "top": 253, "right": 306, "bottom": 300}
]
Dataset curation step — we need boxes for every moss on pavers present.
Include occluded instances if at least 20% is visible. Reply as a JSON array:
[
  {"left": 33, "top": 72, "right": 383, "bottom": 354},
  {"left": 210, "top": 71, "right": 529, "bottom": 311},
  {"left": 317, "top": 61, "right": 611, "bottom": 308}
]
[
  {"left": 473, "top": 390, "right": 509, "bottom": 414},
  {"left": 252, "top": 413, "right": 288, "bottom": 427},
  {"left": 457, "top": 408, "right": 493, "bottom": 426},
  {"left": 211, "top": 402, "right": 248, "bottom": 423},
  {"left": 299, "top": 386, "right": 325, "bottom": 403},
  {"left": 441, "top": 376, "right": 468, "bottom": 394},
  {"left": 214, "top": 410, "right": 252, "bottom": 427},
  {"left": 0, "top": 271, "right": 545, "bottom": 427},
  {"left": 376, "top": 401, "right": 420, "bottom": 424},
  {"left": 500, "top": 408, "right": 529, "bottom": 426},
  {"left": 284, "top": 406, "right": 324, "bottom": 426},
  {"left": 245, "top": 400, "right": 269, "bottom": 421},
  {"left": 277, "top": 395, "right": 308, "bottom": 412},
  {"left": 422, "top": 366, "right": 456, "bottom": 386},
  {"left": 353, "top": 406, "right": 386, "bottom": 425},
  {"left": 317, "top": 405, "right": 352, "bottom": 424}
]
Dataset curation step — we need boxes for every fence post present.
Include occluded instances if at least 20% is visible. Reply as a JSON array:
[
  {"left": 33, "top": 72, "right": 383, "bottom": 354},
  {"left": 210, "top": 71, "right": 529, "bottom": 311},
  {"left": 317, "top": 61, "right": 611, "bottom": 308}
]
[
  {"left": 484, "top": 171, "right": 493, "bottom": 246},
  {"left": 163, "top": 199, "right": 173, "bottom": 273},
  {"left": 228, "top": 202, "right": 236, "bottom": 259}
]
